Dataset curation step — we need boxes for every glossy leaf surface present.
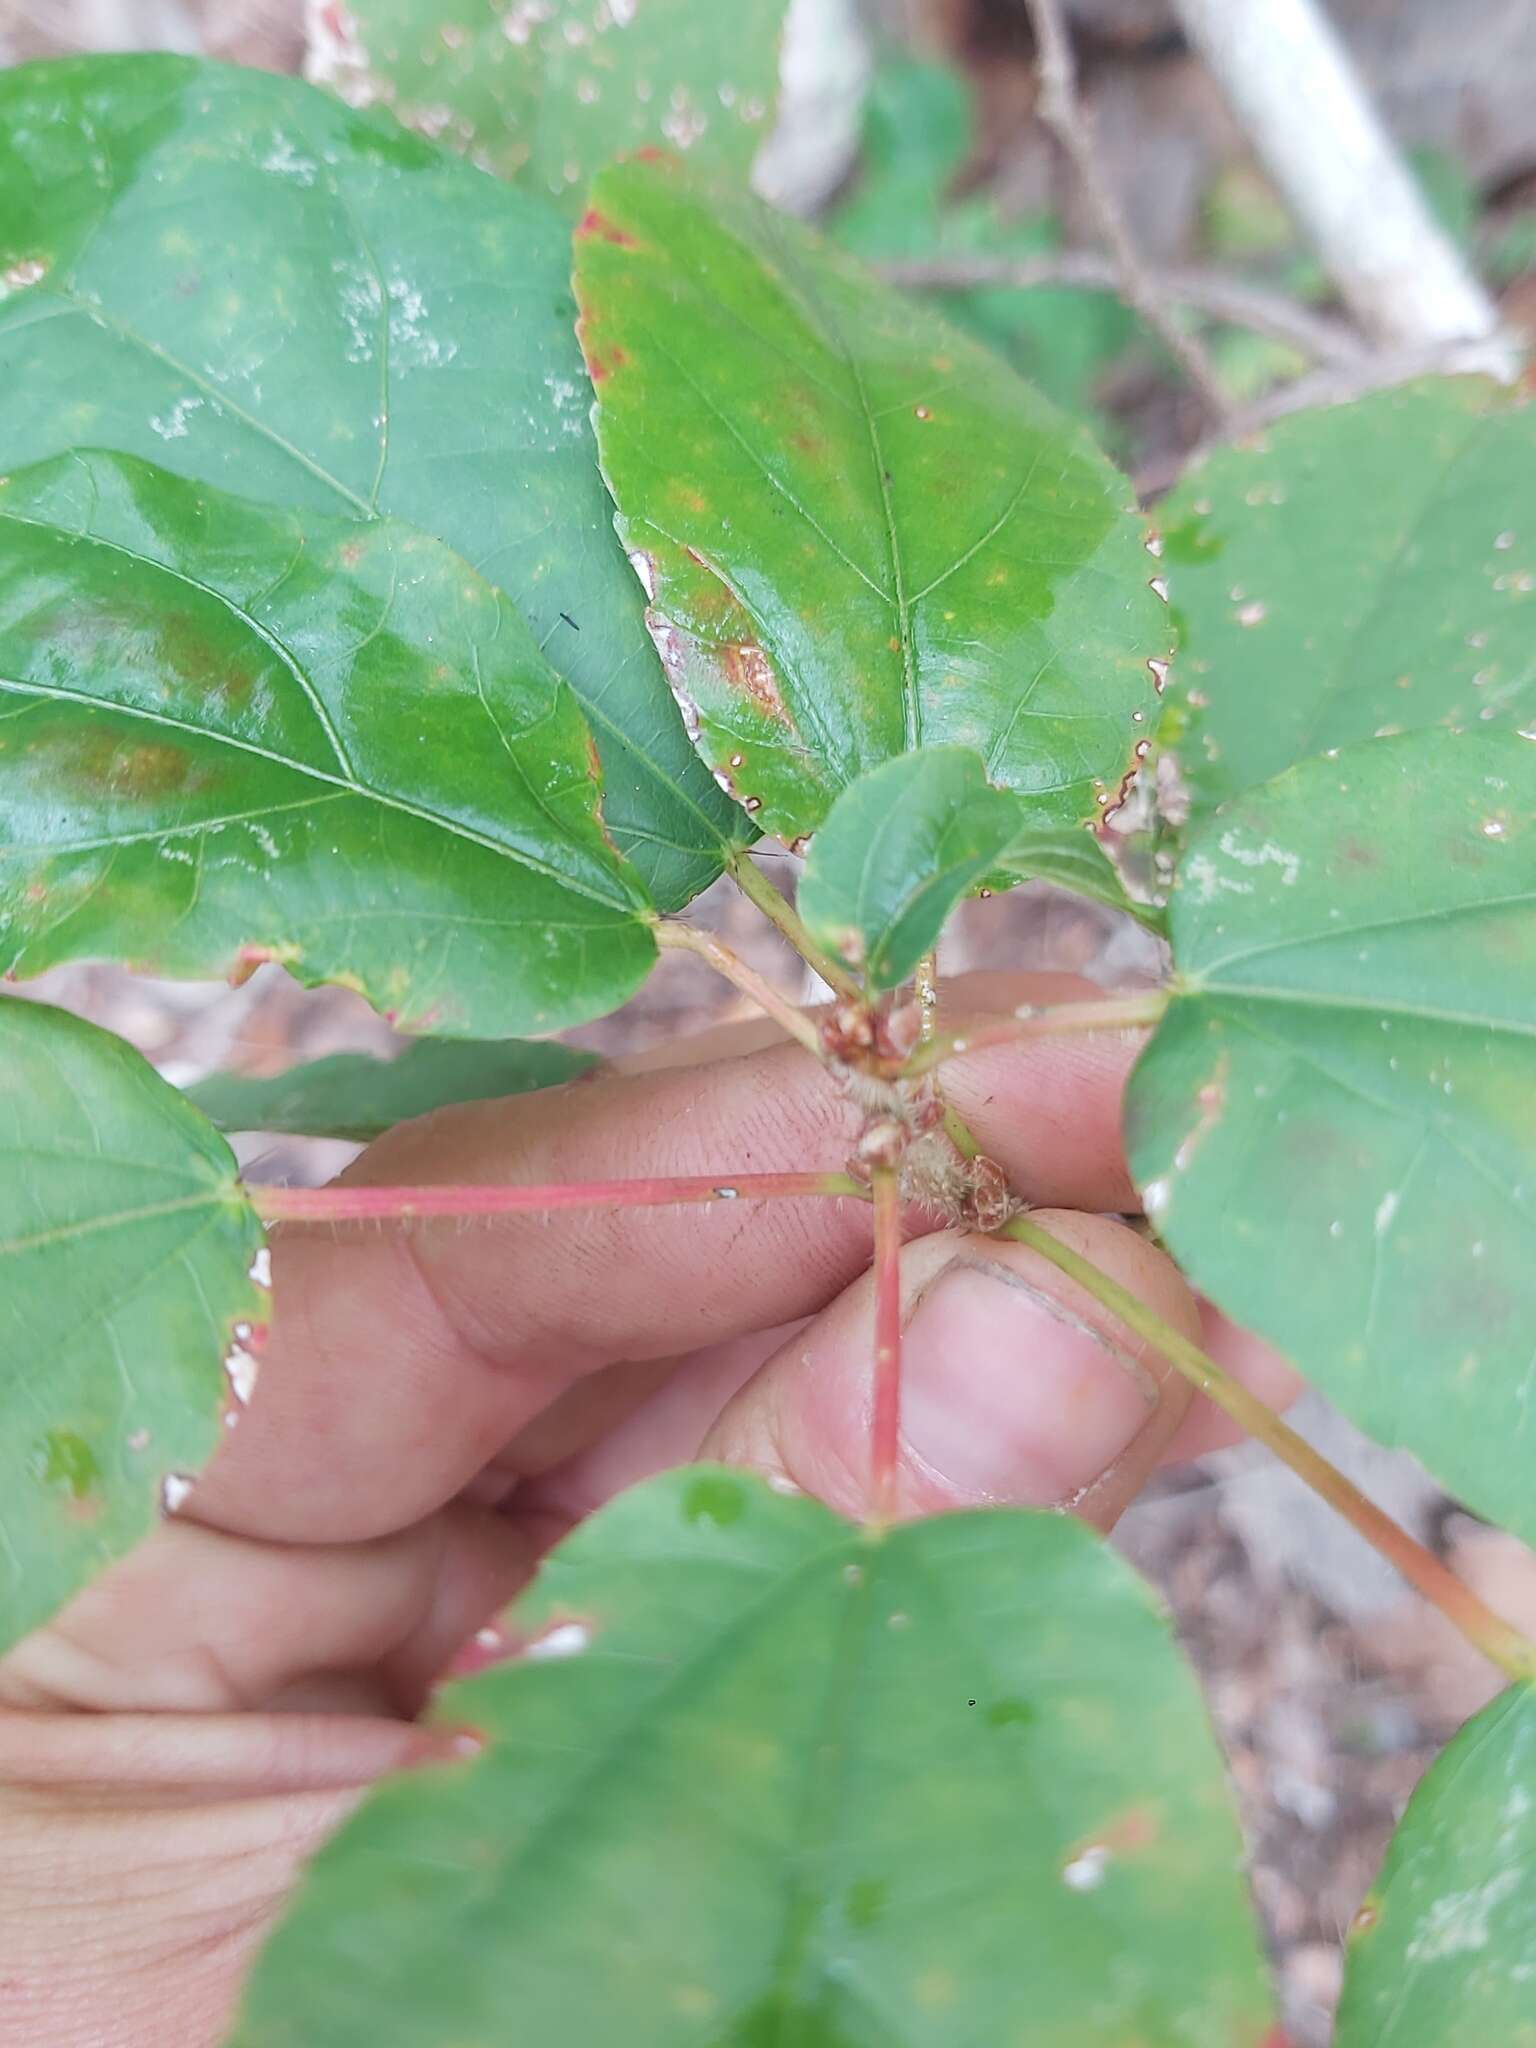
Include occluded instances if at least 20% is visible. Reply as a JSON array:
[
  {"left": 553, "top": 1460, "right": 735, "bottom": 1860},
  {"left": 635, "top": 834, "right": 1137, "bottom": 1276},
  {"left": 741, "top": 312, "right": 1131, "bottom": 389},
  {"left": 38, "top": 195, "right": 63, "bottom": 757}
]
[
  {"left": 309, "top": 0, "right": 785, "bottom": 206},
  {"left": 233, "top": 1466, "right": 1271, "bottom": 2047},
  {"left": 0, "top": 53, "right": 738, "bottom": 906},
  {"left": 1336, "top": 1682, "right": 1536, "bottom": 2047},
  {"left": 576, "top": 156, "right": 1165, "bottom": 847},
  {"left": 0, "top": 998, "right": 264, "bottom": 1653},
  {"left": 192, "top": 1035, "right": 597, "bottom": 1142},
  {"left": 0, "top": 452, "right": 657, "bottom": 1036},
  {"left": 1160, "top": 379, "right": 1536, "bottom": 820},
  {"left": 799, "top": 747, "right": 1026, "bottom": 987},
  {"left": 1127, "top": 728, "right": 1536, "bottom": 1543}
]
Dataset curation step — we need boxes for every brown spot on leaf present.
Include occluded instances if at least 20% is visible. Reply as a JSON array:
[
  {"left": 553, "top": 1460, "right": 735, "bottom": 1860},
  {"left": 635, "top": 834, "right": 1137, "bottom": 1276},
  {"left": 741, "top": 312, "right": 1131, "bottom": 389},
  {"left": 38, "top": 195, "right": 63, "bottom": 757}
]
[
  {"left": 575, "top": 208, "right": 637, "bottom": 247},
  {"left": 721, "top": 641, "right": 792, "bottom": 726},
  {"left": 1338, "top": 836, "right": 1379, "bottom": 868}
]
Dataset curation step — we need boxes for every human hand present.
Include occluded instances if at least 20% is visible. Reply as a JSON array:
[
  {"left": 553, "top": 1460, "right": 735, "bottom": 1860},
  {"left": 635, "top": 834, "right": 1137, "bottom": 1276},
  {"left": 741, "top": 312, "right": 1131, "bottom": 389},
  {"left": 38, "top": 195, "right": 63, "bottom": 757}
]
[{"left": 0, "top": 970, "right": 1297, "bottom": 2046}]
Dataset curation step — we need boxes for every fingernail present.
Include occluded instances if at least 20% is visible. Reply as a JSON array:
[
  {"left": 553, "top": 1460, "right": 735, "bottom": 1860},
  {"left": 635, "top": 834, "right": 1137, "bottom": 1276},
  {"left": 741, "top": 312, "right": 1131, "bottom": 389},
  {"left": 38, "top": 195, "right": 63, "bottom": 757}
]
[{"left": 899, "top": 1260, "right": 1158, "bottom": 1505}]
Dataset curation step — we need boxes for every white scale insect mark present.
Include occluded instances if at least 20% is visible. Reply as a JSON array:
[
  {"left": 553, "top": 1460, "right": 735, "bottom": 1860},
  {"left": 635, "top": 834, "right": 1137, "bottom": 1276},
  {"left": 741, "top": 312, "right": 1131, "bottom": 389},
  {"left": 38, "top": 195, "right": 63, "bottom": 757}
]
[
  {"left": 161, "top": 1472, "right": 194, "bottom": 1514},
  {"left": 1062, "top": 1845, "right": 1111, "bottom": 1892},
  {"left": 150, "top": 396, "right": 205, "bottom": 441}
]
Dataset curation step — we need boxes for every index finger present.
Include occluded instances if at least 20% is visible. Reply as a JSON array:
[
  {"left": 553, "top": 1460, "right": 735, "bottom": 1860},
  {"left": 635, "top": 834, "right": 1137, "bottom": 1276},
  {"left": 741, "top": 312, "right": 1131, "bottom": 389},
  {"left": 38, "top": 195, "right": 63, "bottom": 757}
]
[{"left": 188, "top": 971, "right": 1147, "bottom": 1547}]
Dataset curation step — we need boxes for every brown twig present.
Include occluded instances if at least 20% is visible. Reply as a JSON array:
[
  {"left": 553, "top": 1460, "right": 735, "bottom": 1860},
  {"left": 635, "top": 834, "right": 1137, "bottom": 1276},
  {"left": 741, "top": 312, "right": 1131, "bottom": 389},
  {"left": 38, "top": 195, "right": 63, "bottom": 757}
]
[
  {"left": 1023, "top": 0, "right": 1231, "bottom": 425},
  {"left": 877, "top": 251, "right": 1364, "bottom": 367},
  {"left": 1135, "top": 335, "right": 1524, "bottom": 498}
]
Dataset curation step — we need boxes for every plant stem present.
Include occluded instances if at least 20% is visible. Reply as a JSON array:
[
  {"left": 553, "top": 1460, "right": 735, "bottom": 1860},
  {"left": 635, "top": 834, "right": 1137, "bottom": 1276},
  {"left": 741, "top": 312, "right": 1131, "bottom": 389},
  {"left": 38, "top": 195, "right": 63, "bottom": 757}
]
[
  {"left": 879, "top": 251, "right": 1363, "bottom": 366},
  {"left": 255, "top": 1171, "right": 867, "bottom": 1225},
  {"left": 869, "top": 1165, "right": 904, "bottom": 1524},
  {"left": 655, "top": 920, "right": 826, "bottom": 1058},
  {"left": 1001, "top": 1215, "right": 1536, "bottom": 1684},
  {"left": 906, "top": 990, "right": 1170, "bottom": 1077},
  {"left": 941, "top": 1103, "right": 982, "bottom": 1161},
  {"left": 725, "top": 848, "right": 862, "bottom": 1000},
  {"left": 1024, "top": 0, "right": 1231, "bottom": 425}
]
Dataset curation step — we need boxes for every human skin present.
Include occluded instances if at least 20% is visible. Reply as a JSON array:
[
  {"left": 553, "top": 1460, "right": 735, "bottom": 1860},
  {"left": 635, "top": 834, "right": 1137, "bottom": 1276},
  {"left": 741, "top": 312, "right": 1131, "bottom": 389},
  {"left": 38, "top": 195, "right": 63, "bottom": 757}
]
[{"left": 0, "top": 972, "right": 1297, "bottom": 2046}]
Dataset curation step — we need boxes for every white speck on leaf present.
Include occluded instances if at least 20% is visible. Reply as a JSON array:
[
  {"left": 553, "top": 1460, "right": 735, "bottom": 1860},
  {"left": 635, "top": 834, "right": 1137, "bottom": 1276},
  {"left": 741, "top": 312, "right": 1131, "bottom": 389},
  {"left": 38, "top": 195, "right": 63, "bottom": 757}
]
[
  {"left": 1373, "top": 1191, "right": 1399, "bottom": 1237},
  {"left": 161, "top": 1472, "right": 194, "bottom": 1515},
  {"left": 1406, "top": 1871, "right": 1520, "bottom": 1961},
  {"left": 1235, "top": 600, "right": 1267, "bottom": 628},
  {"left": 149, "top": 396, "right": 204, "bottom": 441},
  {"left": 249, "top": 1246, "right": 272, "bottom": 1291},
  {"left": 1062, "top": 1846, "right": 1110, "bottom": 1892},
  {"left": 1216, "top": 830, "right": 1301, "bottom": 885},
  {"left": 525, "top": 1620, "right": 591, "bottom": 1660},
  {"left": 223, "top": 1344, "right": 259, "bottom": 1407}
]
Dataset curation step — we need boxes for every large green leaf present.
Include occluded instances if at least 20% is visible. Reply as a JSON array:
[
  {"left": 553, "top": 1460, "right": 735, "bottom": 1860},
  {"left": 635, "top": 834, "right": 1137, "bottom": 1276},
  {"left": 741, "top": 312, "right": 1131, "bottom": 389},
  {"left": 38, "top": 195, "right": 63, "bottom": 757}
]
[
  {"left": 0, "top": 452, "right": 656, "bottom": 1036},
  {"left": 1159, "top": 379, "right": 1536, "bottom": 821},
  {"left": 1336, "top": 1682, "right": 1536, "bottom": 2047},
  {"left": 799, "top": 747, "right": 1027, "bottom": 988},
  {"left": 232, "top": 1467, "right": 1271, "bottom": 2046},
  {"left": 0, "top": 997, "right": 265, "bottom": 1653},
  {"left": 1126, "top": 727, "right": 1536, "bottom": 1544},
  {"left": 576, "top": 155, "right": 1165, "bottom": 849},
  {"left": 191, "top": 1035, "right": 597, "bottom": 1142},
  {"left": 309, "top": 0, "right": 786, "bottom": 207},
  {"left": 0, "top": 53, "right": 738, "bottom": 908}
]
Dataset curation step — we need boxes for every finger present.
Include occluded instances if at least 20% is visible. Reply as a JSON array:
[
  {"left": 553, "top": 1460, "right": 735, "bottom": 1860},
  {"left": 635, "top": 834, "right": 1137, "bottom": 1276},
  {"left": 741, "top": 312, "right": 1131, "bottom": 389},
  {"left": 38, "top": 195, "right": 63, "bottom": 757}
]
[
  {"left": 0, "top": 1505, "right": 531, "bottom": 1718},
  {"left": 193, "top": 971, "right": 1146, "bottom": 1546},
  {"left": 700, "top": 1209, "right": 1198, "bottom": 1532}
]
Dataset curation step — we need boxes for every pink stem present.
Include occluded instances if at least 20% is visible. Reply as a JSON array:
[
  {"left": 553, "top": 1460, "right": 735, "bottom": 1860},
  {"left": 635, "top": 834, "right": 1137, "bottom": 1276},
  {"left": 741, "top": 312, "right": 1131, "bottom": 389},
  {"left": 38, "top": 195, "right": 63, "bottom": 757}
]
[
  {"left": 869, "top": 1167, "right": 904, "bottom": 1524},
  {"left": 252, "top": 1171, "right": 867, "bottom": 1224}
]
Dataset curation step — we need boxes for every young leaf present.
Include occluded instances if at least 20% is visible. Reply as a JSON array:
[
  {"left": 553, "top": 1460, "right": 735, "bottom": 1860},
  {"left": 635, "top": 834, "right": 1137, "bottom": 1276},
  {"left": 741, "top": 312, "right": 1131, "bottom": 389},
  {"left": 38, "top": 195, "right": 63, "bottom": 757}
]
[
  {"left": 231, "top": 1468, "right": 1273, "bottom": 2046},
  {"left": 1126, "top": 727, "right": 1536, "bottom": 1546},
  {"left": 191, "top": 1037, "right": 598, "bottom": 1143},
  {"left": 0, "top": 54, "right": 739, "bottom": 908},
  {"left": 0, "top": 997, "right": 265, "bottom": 1654},
  {"left": 1159, "top": 378, "right": 1536, "bottom": 822},
  {"left": 575, "top": 155, "right": 1165, "bottom": 848},
  {"left": 309, "top": 0, "right": 787, "bottom": 207},
  {"left": 0, "top": 452, "right": 657, "bottom": 1037},
  {"left": 1335, "top": 1681, "right": 1536, "bottom": 2047},
  {"left": 798, "top": 747, "right": 1025, "bottom": 987}
]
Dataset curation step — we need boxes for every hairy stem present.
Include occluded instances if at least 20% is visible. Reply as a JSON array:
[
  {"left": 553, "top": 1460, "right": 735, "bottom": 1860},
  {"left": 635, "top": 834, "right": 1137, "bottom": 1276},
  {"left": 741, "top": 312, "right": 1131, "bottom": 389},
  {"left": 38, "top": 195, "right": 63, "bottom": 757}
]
[
  {"left": 255, "top": 1171, "right": 868, "bottom": 1224},
  {"left": 725, "top": 848, "right": 862, "bottom": 1000},
  {"left": 1024, "top": 0, "right": 1231, "bottom": 423},
  {"left": 869, "top": 1166, "right": 904, "bottom": 1524},
  {"left": 906, "top": 990, "right": 1169, "bottom": 1077},
  {"left": 655, "top": 920, "right": 827, "bottom": 1058},
  {"left": 1001, "top": 1215, "right": 1536, "bottom": 1683}
]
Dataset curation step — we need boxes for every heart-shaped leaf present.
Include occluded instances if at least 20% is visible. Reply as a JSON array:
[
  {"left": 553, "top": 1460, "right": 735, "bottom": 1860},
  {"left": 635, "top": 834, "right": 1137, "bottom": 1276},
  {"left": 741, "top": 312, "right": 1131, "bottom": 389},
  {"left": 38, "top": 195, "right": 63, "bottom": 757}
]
[
  {"left": 0, "top": 997, "right": 265, "bottom": 1653},
  {"left": 0, "top": 53, "right": 739, "bottom": 908},
  {"left": 799, "top": 746, "right": 1027, "bottom": 987},
  {"left": 0, "top": 451, "right": 657, "bottom": 1036},
  {"left": 575, "top": 155, "right": 1165, "bottom": 849},
  {"left": 231, "top": 1466, "right": 1272, "bottom": 2047},
  {"left": 1126, "top": 727, "right": 1536, "bottom": 1544},
  {"left": 308, "top": 0, "right": 788, "bottom": 207},
  {"left": 1159, "top": 378, "right": 1536, "bottom": 822},
  {"left": 1335, "top": 1682, "right": 1536, "bottom": 2047},
  {"left": 191, "top": 1036, "right": 597, "bottom": 1142}
]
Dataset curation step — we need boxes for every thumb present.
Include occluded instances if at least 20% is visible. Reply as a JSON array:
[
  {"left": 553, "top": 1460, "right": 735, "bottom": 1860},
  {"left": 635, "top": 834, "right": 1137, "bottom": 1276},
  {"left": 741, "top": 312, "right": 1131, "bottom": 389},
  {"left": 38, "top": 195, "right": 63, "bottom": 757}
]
[{"left": 701, "top": 1210, "right": 1198, "bottom": 1532}]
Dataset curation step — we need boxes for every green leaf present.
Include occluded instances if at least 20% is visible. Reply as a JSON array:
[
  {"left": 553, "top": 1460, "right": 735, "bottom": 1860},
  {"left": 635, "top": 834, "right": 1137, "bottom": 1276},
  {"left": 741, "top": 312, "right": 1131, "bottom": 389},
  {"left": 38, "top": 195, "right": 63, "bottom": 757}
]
[
  {"left": 829, "top": 57, "right": 1131, "bottom": 420},
  {"left": 310, "top": 0, "right": 787, "bottom": 207},
  {"left": 0, "top": 451, "right": 657, "bottom": 1037},
  {"left": 232, "top": 1467, "right": 1272, "bottom": 2047},
  {"left": 1159, "top": 379, "right": 1536, "bottom": 821},
  {"left": 799, "top": 747, "right": 1026, "bottom": 986},
  {"left": 0, "top": 996, "right": 265, "bottom": 1653},
  {"left": 0, "top": 53, "right": 739, "bottom": 908},
  {"left": 1336, "top": 1682, "right": 1536, "bottom": 2048},
  {"left": 191, "top": 1036, "right": 597, "bottom": 1142},
  {"left": 1126, "top": 727, "right": 1536, "bottom": 1545},
  {"left": 576, "top": 155, "right": 1166, "bottom": 848}
]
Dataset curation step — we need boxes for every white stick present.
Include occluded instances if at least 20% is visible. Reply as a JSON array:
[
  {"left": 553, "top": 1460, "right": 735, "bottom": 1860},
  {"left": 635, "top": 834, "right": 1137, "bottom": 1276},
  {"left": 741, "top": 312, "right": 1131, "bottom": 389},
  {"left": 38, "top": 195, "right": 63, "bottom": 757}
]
[{"left": 1170, "top": 0, "right": 1510, "bottom": 361}]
